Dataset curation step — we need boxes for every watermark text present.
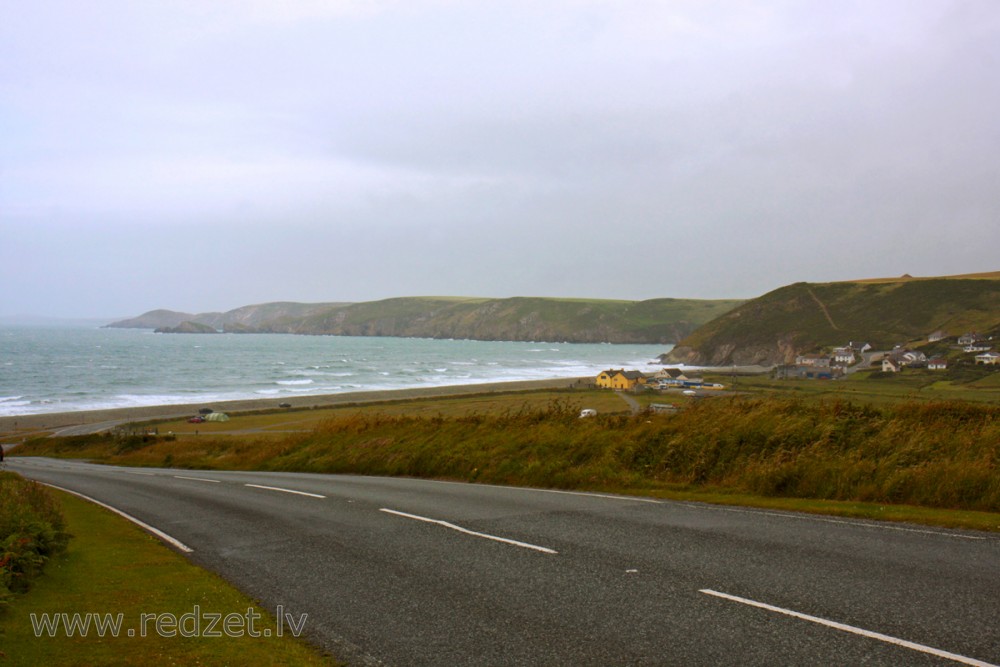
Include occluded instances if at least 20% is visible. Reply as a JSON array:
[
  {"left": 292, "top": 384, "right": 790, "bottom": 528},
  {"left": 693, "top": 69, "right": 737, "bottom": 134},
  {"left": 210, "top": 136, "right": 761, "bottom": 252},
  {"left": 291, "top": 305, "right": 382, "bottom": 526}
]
[{"left": 29, "top": 605, "right": 307, "bottom": 639}]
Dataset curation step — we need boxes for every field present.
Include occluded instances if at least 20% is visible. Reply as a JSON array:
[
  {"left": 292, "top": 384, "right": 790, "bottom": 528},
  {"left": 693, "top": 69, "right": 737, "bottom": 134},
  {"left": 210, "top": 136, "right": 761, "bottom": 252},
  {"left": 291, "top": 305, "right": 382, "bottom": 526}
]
[
  {"left": 705, "top": 366, "right": 1000, "bottom": 405},
  {"left": 149, "top": 388, "right": 630, "bottom": 436}
]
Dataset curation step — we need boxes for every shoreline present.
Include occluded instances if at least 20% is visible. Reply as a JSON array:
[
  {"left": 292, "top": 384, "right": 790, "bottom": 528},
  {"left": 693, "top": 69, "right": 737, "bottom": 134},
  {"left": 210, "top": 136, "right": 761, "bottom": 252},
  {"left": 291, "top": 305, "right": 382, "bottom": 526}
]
[{"left": 0, "top": 377, "right": 592, "bottom": 436}]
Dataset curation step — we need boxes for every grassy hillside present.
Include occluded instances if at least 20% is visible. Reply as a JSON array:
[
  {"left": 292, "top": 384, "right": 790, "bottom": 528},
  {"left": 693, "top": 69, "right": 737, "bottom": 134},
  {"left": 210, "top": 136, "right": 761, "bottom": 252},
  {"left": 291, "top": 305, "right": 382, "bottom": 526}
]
[
  {"left": 667, "top": 274, "right": 1000, "bottom": 365},
  {"left": 112, "top": 296, "right": 743, "bottom": 344},
  {"left": 267, "top": 296, "right": 742, "bottom": 343}
]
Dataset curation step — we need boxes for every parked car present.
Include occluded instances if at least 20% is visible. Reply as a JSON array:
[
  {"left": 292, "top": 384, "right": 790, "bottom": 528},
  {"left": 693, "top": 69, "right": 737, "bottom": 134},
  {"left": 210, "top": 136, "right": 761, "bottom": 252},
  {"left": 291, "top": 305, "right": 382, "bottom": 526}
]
[{"left": 187, "top": 416, "right": 205, "bottom": 423}]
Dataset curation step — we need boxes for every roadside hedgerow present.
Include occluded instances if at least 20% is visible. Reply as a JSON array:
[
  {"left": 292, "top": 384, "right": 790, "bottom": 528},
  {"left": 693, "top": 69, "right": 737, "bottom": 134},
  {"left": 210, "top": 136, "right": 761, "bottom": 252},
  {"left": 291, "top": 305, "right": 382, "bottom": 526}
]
[{"left": 0, "top": 472, "right": 70, "bottom": 605}]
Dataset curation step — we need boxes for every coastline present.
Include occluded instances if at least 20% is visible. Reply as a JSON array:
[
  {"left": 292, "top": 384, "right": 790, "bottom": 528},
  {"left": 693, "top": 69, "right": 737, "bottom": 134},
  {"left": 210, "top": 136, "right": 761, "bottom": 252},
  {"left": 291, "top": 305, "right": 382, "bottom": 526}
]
[{"left": 0, "top": 377, "right": 591, "bottom": 436}]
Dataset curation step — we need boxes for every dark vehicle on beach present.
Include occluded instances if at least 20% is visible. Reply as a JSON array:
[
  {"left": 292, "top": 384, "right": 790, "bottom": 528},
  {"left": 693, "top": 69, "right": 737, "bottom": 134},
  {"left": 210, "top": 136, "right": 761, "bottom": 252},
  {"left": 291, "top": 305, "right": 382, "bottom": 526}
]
[{"left": 198, "top": 408, "right": 214, "bottom": 415}]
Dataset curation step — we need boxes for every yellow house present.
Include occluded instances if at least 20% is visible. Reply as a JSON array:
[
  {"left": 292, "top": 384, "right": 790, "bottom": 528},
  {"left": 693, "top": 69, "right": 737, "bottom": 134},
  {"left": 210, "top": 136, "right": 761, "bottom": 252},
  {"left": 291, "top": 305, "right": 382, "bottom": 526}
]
[{"left": 595, "top": 369, "right": 647, "bottom": 390}]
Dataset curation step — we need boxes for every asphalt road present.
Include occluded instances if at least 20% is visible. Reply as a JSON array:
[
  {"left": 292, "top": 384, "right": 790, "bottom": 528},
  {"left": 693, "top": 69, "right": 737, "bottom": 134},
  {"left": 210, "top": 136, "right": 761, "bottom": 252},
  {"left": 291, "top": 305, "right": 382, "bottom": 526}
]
[{"left": 8, "top": 457, "right": 999, "bottom": 666}]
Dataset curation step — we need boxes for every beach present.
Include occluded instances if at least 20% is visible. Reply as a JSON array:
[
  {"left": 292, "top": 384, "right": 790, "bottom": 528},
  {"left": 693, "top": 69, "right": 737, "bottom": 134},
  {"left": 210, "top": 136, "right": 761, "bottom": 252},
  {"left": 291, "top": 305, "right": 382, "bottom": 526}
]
[{"left": 0, "top": 377, "right": 591, "bottom": 438}]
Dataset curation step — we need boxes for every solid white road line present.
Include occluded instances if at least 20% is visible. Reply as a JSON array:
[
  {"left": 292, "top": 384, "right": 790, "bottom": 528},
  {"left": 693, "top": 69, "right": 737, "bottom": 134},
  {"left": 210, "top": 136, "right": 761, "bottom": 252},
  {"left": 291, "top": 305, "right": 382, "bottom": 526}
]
[
  {"left": 426, "top": 477, "right": 663, "bottom": 504},
  {"left": 699, "top": 589, "right": 998, "bottom": 667},
  {"left": 244, "top": 483, "right": 326, "bottom": 498},
  {"left": 40, "top": 483, "right": 194, "bottom": 553},
  {"left": 687, "top": 503, "right": 989, "bottom": 540},
  {"left": 380, "top": 508, "right": 558, "bottom": 554},
  {"left": 173, "top": 475, "right": 221, "bottom": 483},
  {"left": 516, "top": 487, "right": 663, "bottom": 504}
]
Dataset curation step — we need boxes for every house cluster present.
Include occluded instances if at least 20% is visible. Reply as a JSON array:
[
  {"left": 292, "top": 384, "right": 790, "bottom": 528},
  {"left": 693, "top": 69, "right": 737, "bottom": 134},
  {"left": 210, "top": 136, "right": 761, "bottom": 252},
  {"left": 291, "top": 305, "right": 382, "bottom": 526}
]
[
  {"left": 907, "top": 331, "right": 999, "bottom": 369},
  {"left": 777, "top": 331, "right": 998, "bottom": 379},
  {"left": 776, "top": 341, "right": 871, "bottom": 379},
  {"left": 880, "top": 348, "right": 930, "bottom": 373},
  {"left": 958, "top": 332, "right": 1000, "bottom": 365},
  {"left": 595, "top": 368, "right": 723, "bottom": 392}
]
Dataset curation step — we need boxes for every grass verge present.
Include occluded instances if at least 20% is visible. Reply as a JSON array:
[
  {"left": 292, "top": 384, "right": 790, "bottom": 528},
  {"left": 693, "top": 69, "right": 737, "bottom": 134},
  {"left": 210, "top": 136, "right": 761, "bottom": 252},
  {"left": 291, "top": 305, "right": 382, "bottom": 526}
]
[{"left": 0, "top": 490, "right": 337, "bottom": 666}]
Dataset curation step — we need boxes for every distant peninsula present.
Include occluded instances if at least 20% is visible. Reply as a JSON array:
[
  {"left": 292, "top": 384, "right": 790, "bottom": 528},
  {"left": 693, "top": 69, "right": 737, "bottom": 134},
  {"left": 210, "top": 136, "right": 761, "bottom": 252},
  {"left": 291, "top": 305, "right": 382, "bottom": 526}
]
[{"left": 107, "top": 296, "right": 743, "bottom": 345}]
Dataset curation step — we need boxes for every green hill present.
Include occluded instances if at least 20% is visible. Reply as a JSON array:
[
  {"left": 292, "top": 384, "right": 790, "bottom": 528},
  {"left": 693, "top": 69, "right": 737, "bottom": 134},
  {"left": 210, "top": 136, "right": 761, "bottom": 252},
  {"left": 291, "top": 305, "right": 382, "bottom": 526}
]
[
  {"left": 109, "top": 296, "right": 742, "bottom": 344},
  {"left": 665, "top": 272, "right": 1000, "bottom": 366},
  {"left": 259, "top": 296, "right": 742, "bottom": 343}
]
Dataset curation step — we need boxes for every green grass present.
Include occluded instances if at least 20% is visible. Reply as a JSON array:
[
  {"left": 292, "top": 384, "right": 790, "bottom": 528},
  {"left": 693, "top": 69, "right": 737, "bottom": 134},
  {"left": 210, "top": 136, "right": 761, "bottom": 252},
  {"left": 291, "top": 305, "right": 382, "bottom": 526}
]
[
  {"left": 716, "top": 369, "right": 1000, "bottom": 405},
  {"left": 0, "top": 491, "right": 336, "bottom": 666}
]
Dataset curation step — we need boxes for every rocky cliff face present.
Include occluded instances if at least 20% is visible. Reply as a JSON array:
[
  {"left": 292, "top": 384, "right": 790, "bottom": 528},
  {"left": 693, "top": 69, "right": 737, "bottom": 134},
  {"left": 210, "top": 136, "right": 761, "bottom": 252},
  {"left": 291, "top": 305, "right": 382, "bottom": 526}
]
[{"left": 663, "top": 334, "right": 800, "bottom": 366}]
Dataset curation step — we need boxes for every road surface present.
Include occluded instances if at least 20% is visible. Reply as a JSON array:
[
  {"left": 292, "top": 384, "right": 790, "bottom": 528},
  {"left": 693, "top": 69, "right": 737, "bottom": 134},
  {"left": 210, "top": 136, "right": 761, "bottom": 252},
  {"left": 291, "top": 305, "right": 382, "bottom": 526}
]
[{"left": 8, "top": 457, "right": 999, "bottom": 666}]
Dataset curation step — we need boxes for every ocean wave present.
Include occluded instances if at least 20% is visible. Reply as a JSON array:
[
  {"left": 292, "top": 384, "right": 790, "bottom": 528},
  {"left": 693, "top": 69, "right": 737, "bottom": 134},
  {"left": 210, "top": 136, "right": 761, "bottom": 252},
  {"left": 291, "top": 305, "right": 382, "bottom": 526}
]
[
  {"left": 281, "top": 368, "right": 358, "bottom": 379},
  {"left": 0, "top": 327, "right": 668, "bottom": 416},
  {"left": 0, "top": 399, "right": 32, "bottom": 415}
]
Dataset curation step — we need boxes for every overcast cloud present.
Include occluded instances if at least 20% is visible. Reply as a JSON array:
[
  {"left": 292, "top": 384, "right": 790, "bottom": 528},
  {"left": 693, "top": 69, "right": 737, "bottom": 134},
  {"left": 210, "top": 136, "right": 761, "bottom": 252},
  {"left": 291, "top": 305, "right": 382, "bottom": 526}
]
[{"left": 2, "top": 0, "right": 998, "bottom": 318}]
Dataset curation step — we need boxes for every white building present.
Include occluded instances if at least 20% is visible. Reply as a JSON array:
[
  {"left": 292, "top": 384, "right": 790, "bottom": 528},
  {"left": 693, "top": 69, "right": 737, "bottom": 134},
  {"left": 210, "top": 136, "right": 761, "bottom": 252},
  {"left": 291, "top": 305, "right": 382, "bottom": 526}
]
[
  {"left": 976, "top": 351, "right": 1000, "bottom": 365},
  {"left": 832, "top": 347, "right": 856, "bottom": 365}
]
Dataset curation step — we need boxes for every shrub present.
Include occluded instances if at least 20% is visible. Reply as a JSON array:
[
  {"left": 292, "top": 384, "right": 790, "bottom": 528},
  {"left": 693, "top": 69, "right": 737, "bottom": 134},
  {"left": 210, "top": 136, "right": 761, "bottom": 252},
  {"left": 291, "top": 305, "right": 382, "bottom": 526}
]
[{"left": 0, "top": 472, "right": 70, "bottom": 604}]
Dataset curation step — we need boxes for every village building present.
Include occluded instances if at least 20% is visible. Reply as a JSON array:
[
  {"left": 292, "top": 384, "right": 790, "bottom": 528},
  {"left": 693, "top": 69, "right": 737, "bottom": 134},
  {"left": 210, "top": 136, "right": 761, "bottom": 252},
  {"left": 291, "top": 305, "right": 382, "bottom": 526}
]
[
  {"left": 882, "top": 357, "right": 902, "bottom": 373},
  {"left": 927, "top": 358, "right": 949, "bottom": 370},
  {"left": 928, "top": 330, "right": 948, "bottom": 343},
  {"left": 795, "top": 353, "right": 831, "bottom": 367},
  {"left": 957, "top": 333, "right": 983, "bottom": 346},
  {"left": 595, "top": 369, "right": 648, "bottom": 390},
  {"left": 976, "top": 351, "right": 1000, "bottom": 365},
  {"left": 653, "top": 368, "right": 689, "bottom": 382},
  {"left": 831, "top": 347, "right": 856, "bottom": 365},
  {"left": 887, "top": 347, "right": 927, "bottom": 367}
]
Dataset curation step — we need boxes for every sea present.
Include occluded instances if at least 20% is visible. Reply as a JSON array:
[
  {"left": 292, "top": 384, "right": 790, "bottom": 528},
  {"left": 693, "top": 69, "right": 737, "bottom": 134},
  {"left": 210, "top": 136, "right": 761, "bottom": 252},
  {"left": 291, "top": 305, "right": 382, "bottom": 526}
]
[{"left": 0, "top": 325, "right": 672, "bottom": 417}]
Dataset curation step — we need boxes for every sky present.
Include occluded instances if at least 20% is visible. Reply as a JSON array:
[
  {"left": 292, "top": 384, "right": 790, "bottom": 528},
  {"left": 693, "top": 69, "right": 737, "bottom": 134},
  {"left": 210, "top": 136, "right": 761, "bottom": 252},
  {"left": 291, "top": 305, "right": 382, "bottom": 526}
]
[{"left": 2, "top": 0, "right": 999, "bottom": 318}]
